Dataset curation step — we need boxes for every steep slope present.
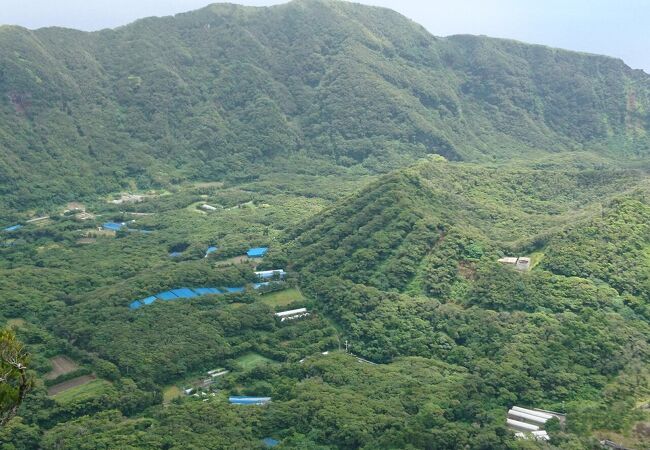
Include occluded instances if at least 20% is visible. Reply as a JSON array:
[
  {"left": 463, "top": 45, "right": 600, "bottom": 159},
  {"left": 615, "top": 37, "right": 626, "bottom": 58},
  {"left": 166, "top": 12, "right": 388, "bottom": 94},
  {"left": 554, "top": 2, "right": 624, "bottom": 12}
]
[
  {"left": 1, "top": 0, "right": 649, "bottom": 211},
  {"left": 283, "top": 156, "right": 648, "bottom": 295}
]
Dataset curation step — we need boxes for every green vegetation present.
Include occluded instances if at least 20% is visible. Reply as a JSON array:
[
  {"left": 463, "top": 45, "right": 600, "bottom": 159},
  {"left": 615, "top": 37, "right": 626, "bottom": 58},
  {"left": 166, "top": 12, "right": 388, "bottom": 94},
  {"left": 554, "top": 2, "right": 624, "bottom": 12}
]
[
  {"left": 234, "top": 353, "right": 276, "bottom": 370},
  {"left": 0, "top": 0, "right": 648, "bottom": 214},
  {"left": 260, "top": 288, "right": 305, "bottom": 308},
  {"left": 52, "top": 380, "right": 113, "bottom": 404},
  {"left": 0, "top": 1, "right": 649, "bottom": 449}
]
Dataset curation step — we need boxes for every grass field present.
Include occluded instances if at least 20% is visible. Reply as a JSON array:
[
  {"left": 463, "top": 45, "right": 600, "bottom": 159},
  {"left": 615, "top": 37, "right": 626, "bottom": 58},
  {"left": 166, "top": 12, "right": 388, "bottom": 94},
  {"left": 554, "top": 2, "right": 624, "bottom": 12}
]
[
  {"left": 52, "top": 379, "right": 113, "bottom": 403},
  {"left": 163, "top": 385, "right": 182, "bottom": 403},
  {"left": 6, "top": 318, "right": 26, "bottom": 329},
  {"left": 260, "top": 288, "right": 305, "bottom": 308},
  {"left": 234, "top": 353, "right": 275, "bottom": 370}
]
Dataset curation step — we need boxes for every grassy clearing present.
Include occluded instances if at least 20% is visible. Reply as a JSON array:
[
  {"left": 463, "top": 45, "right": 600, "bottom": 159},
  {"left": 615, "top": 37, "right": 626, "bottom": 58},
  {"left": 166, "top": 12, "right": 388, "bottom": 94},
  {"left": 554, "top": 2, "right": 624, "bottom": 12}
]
[
  {"left": 52, "top": 379, "right": 113, "bottom": 403},
  {"left": 6, "top": 318, "right": 26, "bottom": 329},
  {"left": 163, "top": 385, "right": 182, "bottom": 403},
  {"left": 260, "top": 288, "right": 305, "bottom": 308},
  {"left": 234, "top": 353, "right": 275, "bottom": 370}
]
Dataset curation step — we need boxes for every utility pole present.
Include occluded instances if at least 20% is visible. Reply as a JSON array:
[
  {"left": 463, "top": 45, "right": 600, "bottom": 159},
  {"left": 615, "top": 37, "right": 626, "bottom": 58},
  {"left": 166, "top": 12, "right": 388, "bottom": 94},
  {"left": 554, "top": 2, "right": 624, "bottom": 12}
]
[{"left": 345, "top": 340, "right": 349, "bottom": 353}]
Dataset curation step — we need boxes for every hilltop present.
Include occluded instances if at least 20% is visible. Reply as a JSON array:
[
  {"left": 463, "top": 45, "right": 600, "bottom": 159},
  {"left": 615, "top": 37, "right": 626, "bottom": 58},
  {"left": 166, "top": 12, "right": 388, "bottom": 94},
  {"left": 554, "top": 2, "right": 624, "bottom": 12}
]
[{"left": 1, "top": 0, "right": 649, "bottom": 212}]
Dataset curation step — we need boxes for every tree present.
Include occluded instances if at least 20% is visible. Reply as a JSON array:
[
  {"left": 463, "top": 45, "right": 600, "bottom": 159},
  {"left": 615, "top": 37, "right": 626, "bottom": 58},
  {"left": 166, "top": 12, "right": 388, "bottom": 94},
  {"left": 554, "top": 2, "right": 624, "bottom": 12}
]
[{"left": 0, "top": 329, "right": 33, "bottom": 426}]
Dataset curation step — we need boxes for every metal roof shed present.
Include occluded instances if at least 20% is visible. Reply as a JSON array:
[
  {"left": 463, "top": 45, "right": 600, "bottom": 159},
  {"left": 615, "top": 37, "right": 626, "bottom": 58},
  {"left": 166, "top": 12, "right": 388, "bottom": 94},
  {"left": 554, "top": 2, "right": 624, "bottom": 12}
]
[{"left": 247, "top": 247, "right": 268, "bottom": 258}]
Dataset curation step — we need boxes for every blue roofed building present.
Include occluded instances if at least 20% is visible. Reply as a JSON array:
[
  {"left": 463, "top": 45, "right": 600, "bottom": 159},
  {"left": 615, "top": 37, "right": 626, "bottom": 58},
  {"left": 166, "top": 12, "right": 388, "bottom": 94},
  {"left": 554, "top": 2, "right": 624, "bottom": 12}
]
[
  {"left": 205, "top": 246, "right": 218, "bottom": 257},
  {"left": 3, "top": 225, "right": 22, "bottom": 232},
  {"left": 103, "top": 222, "right": 125, "bottom": 231},
  {"left": 253, "top": 282, "right": 271, "bottom": 290},
  {"left": 247, "top": 247, "right": 268, "bottom": 258},
  {"left": 229, "top": 396, "right": 271, "bottom": 405},
  {"left": 129, "top": 300, "right": 142, "bottom": 310},
  {"left": 142, "top": 296, "right": 157, "bottom": 305},
  {"left": 171, "top": 288, "right": 198, "bottom": 299},
  {"left": 156, "top": 291, "right": 179, "bottom": 301},
  {"left": 225, "top": 287, "right": 245, "bottom": 294}
]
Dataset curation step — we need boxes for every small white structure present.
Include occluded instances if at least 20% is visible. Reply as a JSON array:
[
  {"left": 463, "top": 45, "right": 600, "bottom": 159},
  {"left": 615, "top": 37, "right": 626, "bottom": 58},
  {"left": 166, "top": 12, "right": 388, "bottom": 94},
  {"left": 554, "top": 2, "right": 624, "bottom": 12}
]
[
  {"left": 255, "top": 269, "right": 286, "bottom": 280},
  {"left": 200, "top": 204, "right": 217, "bottom": 212},
  {"left": 498, "top": 256, "right": 532, "bottom": 271},
  {"left": 508, "top": 409, "right": 548, "bottom": 426},
  {"left": 508, "top": 405, "right": 564, "bottom": 440},
  {"left": 507, "top": 418, "right": 539, "bottom": 432},
  {"left": 274, "top": 308, "right": 309, "bottom": 322}
]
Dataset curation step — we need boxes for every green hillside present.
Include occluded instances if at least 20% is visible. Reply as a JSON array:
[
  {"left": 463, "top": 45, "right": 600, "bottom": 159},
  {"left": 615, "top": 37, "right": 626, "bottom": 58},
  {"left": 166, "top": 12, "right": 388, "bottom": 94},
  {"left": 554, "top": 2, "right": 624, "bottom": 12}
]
[
  {"left": 1, "top": 1, "right": 650, "bottom": 448},
  {"left": 1, "top": 0, "right": 649, "bottom": 212}
]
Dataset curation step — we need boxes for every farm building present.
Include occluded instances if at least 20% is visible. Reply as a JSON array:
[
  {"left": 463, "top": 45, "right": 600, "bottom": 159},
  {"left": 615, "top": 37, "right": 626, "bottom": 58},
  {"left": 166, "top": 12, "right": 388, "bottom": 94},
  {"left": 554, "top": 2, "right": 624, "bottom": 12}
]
[
  {"left": 253, "top": 282, "right": 271, "bottom": 290},
  {"left": 229, "top": 396, "right": 271, "bottom": 405},
  {"left": 507, "top": 405, "right": 564, "bottom": 441},
  {"left": 274, "top": 308, "right": 309, "bottom": 322},
  {"left": 128, "top": 287, "right": 243, "bottom": 309},
  {"left": 102, "top": 222, "right": 125, "bottom": 232},
  {"left": 225, "top": 287, "right": 245, "bottom": 293},
  {"left": 255, "top": 269, "right": 286, "bottom": 279},
  {"left": 247, "top": 247, "right": 268, "bottom": 258},
  {"left": 498, "top": 256, "right": 532, "bottom": 271},
  {"left": 200, "top": 204, "right": 217, "bottom": 211}
]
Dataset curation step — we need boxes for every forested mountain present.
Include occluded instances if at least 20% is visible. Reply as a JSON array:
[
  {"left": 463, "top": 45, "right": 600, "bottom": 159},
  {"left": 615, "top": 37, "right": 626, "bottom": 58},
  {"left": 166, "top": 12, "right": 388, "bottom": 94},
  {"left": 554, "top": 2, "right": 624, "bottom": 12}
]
[
  {"left": 1, "top": 1, "right": 650, "bottom": 449},
  {"left": 1, "top": 0, "right": 649, "bottom": 211}
]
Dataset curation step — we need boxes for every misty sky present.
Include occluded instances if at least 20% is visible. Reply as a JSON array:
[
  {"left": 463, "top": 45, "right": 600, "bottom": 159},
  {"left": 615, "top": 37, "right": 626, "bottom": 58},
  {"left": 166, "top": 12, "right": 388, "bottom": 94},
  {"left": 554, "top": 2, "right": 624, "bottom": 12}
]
[{"left": 1, "top": 0, "right": 648, "bottom": 72}]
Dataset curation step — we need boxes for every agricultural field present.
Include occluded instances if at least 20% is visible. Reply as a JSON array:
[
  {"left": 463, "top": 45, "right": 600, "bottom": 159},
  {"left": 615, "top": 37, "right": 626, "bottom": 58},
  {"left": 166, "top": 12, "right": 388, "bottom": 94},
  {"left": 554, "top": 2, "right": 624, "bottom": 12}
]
[
  {"left": 260, "top": 288, "right": 305, "bottom": 308},
  {"left": 51, "top": 379, "right": 113, "bottom": 403},
  {"left": 44, "top": 356, "right": 79, "bottom": 380}
]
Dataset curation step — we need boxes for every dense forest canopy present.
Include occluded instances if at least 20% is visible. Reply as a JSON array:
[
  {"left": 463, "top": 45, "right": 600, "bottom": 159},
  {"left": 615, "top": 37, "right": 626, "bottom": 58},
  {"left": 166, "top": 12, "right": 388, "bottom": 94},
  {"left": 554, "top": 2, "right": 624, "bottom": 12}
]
[
  {"left": 0, "top": 0, "right": 649, "bottom": 212},
  {"left": 0, "top": 1, "right": 649, "bottom": 449}
]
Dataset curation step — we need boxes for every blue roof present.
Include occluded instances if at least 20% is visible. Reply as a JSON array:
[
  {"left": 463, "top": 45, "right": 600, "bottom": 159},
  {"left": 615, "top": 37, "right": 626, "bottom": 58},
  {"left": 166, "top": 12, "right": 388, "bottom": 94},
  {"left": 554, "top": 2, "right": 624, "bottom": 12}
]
[
  {"left": 169, "top": 251, "right": 183, "bottom": 258},
  {"left": 193, "top": 287, "right": 214, "bottom": 296},
  {"left": 247, "top": 247, "right": 268, "bottom": 257},
  {"left": 129, "top": 300, "right": 142, "bottom": 310},
  {"left": 193, "top": 287, "right": 223, "bottom": 296},
  {"left": 205, "top": 246, "right": 218, "bottom": 255},
  {"left": 103, "top": 222, "right": 124, "bottom": 231},
  {"left": 253, "top": 282, "right": 271, "bottom": 290},
  {"left": 3, "top": 225, "right": 22, "bottom": 232},
  {"left": 262, "top": 438, "right": 279, "bottom": 447},
  {"left": 229, "top": 396, "right": 271, "bottom": 405},
  {"left": 171, "top": 288, "right": 198, "bottom": 299},
  {"left": 142, "top": 296, "right": 157, "bottom": 305},
  {"left": 156, "top": 291, "right": 179, "bottom": 301},
  {"left": 225, "top": 287, "right": 245, "bottom": 293}
]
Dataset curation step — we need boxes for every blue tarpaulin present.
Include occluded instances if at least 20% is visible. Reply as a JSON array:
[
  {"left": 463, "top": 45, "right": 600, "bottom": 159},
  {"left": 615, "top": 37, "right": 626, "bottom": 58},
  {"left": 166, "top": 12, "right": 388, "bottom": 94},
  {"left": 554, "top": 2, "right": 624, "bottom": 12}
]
[
  {"left": 247, "top": 247, "right": 268, "bottom": 258},
  {"left": 142, "top": 296, "right": 157, "bottom": 305},
  {"left": 156, "top": 291, "right": 179, "bottom": 301},
  {"left": 205, "top": 246, "right": 218, "bottom": 257},
  {"left": 171, "top": 288, "right": 198, "bottom": 299},
  {"left": 193, "top": 287, "right": 222, "bottom": 296},
  {"left": 129, "top": 300, "right": 142, "bottom": 310},
  {"left": 103, "top": 222, "right": 124, "bottom": 231},
  {"left": 3, "top": 225, "right": 22, "bottom": 232},
  {"left": 262, "top": 438, "right": 279, "bottom": 447},
  {"left": 229, "top": 396, "right": 271, "bottom": 405},
  {"left": 169, "top": 252, "right": 182, "bottom": 258},
  {"left": 225, "top": 287, "right": 245, "bottom": 293}
]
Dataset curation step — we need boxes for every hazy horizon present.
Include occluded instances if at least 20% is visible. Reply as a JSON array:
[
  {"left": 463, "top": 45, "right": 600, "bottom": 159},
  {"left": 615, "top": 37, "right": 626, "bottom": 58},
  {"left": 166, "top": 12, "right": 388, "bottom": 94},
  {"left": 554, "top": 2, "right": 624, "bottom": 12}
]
[{"left": 1, "top": 0, "right": 648, "bottom": 72}]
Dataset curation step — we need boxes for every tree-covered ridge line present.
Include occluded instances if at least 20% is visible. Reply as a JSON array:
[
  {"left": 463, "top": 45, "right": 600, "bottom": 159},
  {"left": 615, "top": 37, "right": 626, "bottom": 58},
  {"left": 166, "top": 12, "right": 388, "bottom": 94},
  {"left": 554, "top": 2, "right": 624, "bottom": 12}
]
[{"left": 1, "top": 0, "right": 649, "bottom": 212}]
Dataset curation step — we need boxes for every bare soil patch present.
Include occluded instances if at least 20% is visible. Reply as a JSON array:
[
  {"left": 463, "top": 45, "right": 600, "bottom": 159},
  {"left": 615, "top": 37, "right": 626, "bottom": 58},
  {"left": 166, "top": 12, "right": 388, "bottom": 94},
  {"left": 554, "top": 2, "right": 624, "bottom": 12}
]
[
  {"left": 47, "top": 374, "right": 96, "bottom": 396},
  {"left": 45, "top": 356, "right": 79, "bottom": 380}
]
